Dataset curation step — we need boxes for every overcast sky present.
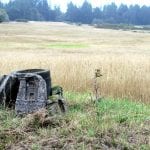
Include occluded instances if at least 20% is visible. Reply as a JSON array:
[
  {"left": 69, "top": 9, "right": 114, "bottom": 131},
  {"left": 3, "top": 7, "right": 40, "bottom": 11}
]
[{"left": 1, "top": 0, "right": 150, "bottom": 12}]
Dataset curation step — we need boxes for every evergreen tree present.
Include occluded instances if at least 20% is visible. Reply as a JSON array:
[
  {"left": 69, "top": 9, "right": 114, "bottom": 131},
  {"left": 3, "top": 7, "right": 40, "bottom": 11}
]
[
  {"left": 0, "top": 9, "right": 9, "bottom": 23},
  {"left": 0, "top": 2, "right": 4, "bottom": 9},
  {"left": 37, "top": 0, "right": 50, "bottom": 21},
  {"left": 0, "top": 0, "right": 150, "bottom": 25},
  {"left": 66, "top": 2, "right": 80, "bottom": 22},
  {"left": 139, "top": 6, "right": 150, "bottom": 25},
  {"left": 126, "top": 5, "right": 141, "bottom": 25},
  {"left": 51, "top": 6, "right": 62, "bottom": 21},
  {"left": 103, "top": 3, "right": 117, "bottom": 23},
  {"left": 93, "top": 7, "right": 102, "bottom": 20},
  {"left": 6, "top": 0, "right": 41, "bottom": 20},
  {"left": 117, "top": 4, "right": 128, "bottom": 23},
  {"left": 79, "top": 1, "right": 93, "bottom": 24}
]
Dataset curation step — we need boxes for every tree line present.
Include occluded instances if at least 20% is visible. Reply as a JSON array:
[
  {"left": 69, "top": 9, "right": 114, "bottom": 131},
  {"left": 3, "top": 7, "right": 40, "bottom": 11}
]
[
  {"left": 0, "top": 0, "right": 61, "bottom": 21},
  {"left": 0, "top": 0, "right": 150, "bottom": 25}
]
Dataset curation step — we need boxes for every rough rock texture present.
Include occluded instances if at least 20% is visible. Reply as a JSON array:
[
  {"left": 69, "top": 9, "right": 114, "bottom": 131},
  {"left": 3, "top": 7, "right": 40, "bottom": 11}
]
[
  {"left": 15, "top": 69, "right": 51, "bottom": 97},
  {"left": 15, "top": 73, "right": 47, "bottom": 115}
]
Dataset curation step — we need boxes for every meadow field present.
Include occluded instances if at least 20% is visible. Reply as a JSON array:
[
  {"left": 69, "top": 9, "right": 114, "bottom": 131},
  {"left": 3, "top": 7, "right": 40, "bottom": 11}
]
[
  {"left": 0, "top": 22, "right": 149, "bottom": 103},
  {"left": 0, "top": 22, "right": 150, "bottom": 149}
]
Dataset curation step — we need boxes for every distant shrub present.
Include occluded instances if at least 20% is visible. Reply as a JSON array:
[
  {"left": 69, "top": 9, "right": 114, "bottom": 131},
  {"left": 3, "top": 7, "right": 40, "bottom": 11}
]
[
  {"left": 92, "top": 18, "right": 104, "bottom": 25},
  {"left": 93, "top": 23, "right": 144, "bottom": 31},
  {"left": 0, "top": 9, "right": 9, "bottom": 23},
  {"left": 76, "top": 23, "right": 82, "bottom": 26},
  {"left": 15, "top": 19, "right": 28, "bottom": 22}
]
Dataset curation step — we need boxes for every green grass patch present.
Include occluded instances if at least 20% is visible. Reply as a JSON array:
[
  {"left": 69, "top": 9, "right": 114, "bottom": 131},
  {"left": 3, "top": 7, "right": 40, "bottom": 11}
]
[
  {"left": 95, "top": 98, "right": 150, "bottom": 123},
  {"left": 48, "top": 42, "right": 88, "bottom": 49},
  {"left": 65, "top": 92, "right": 150, "bottom": 124},
  {"left": 0, "top": 107, "right": 21, "bottom": 130},
  {"left": 66, "top": 92, "right": 149, "bottom": 125}
]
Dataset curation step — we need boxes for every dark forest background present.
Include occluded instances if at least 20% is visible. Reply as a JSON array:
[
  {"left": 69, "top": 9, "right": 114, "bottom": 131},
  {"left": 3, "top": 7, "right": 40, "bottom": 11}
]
[{"left": 0, "top": 0, "right": 150, "bottom": 25}]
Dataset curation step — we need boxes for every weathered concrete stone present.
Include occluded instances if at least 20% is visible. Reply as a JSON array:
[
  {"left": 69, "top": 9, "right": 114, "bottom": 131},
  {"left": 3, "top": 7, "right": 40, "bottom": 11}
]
[
  {"left": 15, "top": 69, "right": 51, "bottom": 97},
  {"left": 0, "top": 69, "right": 67, "bottom": 116},
  {"left": 15, "top": 73, "right": 47, "bottom": 115}
]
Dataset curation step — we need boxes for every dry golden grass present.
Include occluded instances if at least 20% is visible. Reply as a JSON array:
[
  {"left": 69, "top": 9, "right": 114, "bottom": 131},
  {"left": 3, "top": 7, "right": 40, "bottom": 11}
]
[{"left": 0, "top": 22, "right": 150, "bottom": 103}]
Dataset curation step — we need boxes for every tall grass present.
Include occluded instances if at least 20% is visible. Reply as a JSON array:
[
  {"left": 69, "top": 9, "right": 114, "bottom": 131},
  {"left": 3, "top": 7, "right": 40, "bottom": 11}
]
[{"left": 0, "top": 22, "right": 150, "bottom": 103}]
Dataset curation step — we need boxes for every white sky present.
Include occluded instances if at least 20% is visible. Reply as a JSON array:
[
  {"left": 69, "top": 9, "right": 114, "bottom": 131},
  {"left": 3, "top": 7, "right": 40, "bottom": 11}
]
[{"left": 1, "top": 0, "right": 150, "bottom": 12}]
